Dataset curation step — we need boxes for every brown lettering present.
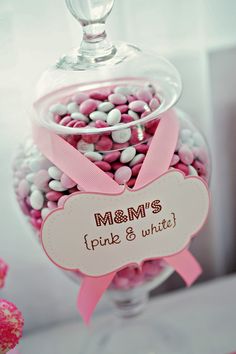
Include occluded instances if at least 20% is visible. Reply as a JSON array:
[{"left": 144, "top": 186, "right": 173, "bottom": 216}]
[
  {"left": 94, "top": 212, "right": 113, "bottom": 227},
  {"left": 128, "top": 204, "right": 146, "bottom": 221}
]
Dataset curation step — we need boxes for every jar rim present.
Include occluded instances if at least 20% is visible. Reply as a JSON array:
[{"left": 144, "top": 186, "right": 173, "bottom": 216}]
[{"left": 33, "top": 77, "right": 181, "bottom": 135}]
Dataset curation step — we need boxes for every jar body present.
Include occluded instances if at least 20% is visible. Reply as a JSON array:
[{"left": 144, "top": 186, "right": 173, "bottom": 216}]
[{"left": 13, "top": 82, "right": 210, "bottom": 290}]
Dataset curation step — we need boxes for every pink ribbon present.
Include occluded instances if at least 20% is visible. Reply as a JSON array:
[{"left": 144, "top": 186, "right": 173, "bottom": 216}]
[{"left": 33, "top": 109, "right": 202, "bottom": 324}]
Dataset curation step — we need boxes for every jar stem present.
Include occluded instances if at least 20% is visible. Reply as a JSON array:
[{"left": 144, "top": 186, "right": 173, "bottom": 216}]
[{"left": 65, "top": 0, "right": 117, "bottom": 63}]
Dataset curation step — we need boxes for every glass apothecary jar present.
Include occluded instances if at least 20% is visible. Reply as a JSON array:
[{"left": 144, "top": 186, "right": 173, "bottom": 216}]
[{"left": 13, "top": 1, "right": 210, "bottom": 353}]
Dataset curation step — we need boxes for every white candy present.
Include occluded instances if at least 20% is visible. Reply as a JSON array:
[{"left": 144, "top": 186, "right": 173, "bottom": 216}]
[
  {"left": 120, "top": 146, "right": 136, "bottom": 163},
  {"left": 193, "top": 132, "right": 205, "bottom": 147},
  {"left": 128, "top": 110, "right": 139, "bottom": 120},
  {"left": 29, "top": 158, "right": 42, "bottom": 172},
  {"left": 107, "top": 109, "right": 121, "bottom": 125},
  {"left": 114, "top": 86, "right": 132, "bottom": 95},
  {"left": 179, "top": 145, "right": 194, "bottom": 165},
  {"left": 90, "top": 111, "right": 107, "bottom": 121},
  {"left": 67, "top": 102, "right": 79, "bottom": 114},
  {"left": 41, "top": 207, "right": 51, "bottom": 220},
  {"left": 49, "top": 180, "right": 68, "bottom": 192},
  {"left": 71, "top": 112, "right": 89, "bottom": 122},
  {"left": 180, "top": 129, "right": 192, "bottom": 142},
  {"left": 129, "top": 154, "right": 145, "bottom": 167},
  {"left": 49, "top": 103, "right": 67, "bottom": 116},
  {"left": 77, "top": 140, "right": 95, "bottom": 152},
  {"left": 111, "top": 128, "right": 131, "bottom": 143},
  {"left": 48, "top": 166, "right": 62, "bottom": 180},
  {"left": 26, "top": 173, "right": 34, "bottom": 183},
  {"left": 108, "top": 93, "right": 127, "bottom": 105},
  {"left": 84, "top": 151, "right": 103, "bottom": 161},
  {"left": 30, "top": 190, "right": 44, "bottom": 210},
  {"left": 30, "top": 184, "right": 37, "bottom": 192},
  {"left": 129, "top": 100, "right": 147, "bottom": 113},
  {"left": 129, "top": 85, "right": 139, "bottom": 94},
  {"left": 188, "top": 165, "right": 198, "bottom": 176},
  {"left": 186, "top": 138, "right": 195, "bottom": 148},
  {"left": 98, "top": 102, "right": 114, "bottom": 112},
  {"left": 29, "top": 157, "right": 51, "bottom": 172}
]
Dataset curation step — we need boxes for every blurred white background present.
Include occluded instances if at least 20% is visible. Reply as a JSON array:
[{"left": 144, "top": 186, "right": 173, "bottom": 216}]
[{"left": 1, "top": 0, "right": 236, "bottom": 334}]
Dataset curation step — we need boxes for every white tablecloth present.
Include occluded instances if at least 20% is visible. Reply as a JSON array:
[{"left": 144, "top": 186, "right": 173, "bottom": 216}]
[{"left": 19, "top": 274, "right": 236, "bottom": 354}]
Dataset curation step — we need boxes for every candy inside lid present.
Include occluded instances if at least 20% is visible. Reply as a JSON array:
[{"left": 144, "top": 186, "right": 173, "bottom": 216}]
[{"left": 35, "top": 0, "right": 182, "bottom": 134}]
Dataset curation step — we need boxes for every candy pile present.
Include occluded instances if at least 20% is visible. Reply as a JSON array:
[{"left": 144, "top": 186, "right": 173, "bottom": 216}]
[
  {"left": 13, "top": 84, "right": 210, "bottom": 290},
  {"left": 0, "top": 299, "right": 24, "bottom": 354},
  {"left": 0, "top": 259, "right": 8, "bottom": 289}
]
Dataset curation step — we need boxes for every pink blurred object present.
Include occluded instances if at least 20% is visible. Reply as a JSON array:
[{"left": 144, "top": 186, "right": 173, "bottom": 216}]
[
  {"left": 0, "top": 259, "right": 8, "bottom": 289},
  {"left": 0, "top": 299, "right": 24, "bottom": 354}
]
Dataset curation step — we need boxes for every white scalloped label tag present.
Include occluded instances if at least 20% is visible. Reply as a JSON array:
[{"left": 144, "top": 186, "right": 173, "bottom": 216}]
[{"left": 41, "top": 171, "right": 209, "bottom": 277}]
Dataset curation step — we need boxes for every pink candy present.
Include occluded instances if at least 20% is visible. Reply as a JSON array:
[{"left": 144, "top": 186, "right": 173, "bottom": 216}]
[
  {"left": 121, "top": 114, "right": 134, "bottom": 123},
  {"left": 193, "top": 160, "right": 206, "bottom": 176},
  {"left": 170, "top": 154, "right": 180, "bottom": 166},
  {"left": 131, "top": 163, "right": 142, "bottom": 176},
  {"left": 73, "top": 121, "right": 86, "bottom": 128},
  {"left": 60, "top": 173, "right": 77, "bottom": 189},
  {"left": 30, "top": 209, "right": 41, "bottom": 218},
  {"left": 135, "top": 144, "right": 149, "bottom": 154},
  {"left": 116, "top": 105, "right": 129, "bottom": 113},
  {"left": 59, "top": 116, "right": 71, "bottom": 126},
  {"left": 46, "top": 191, "right": 62, "bottom": 201},
  {"left": 81, "top": 134, "right": 100, "bottom": 144},
  {"left": 79, "top": 99, "right": 97, "bottom": 115},
  {"left": 47, "top": 201, "right": 57, "bottom": 209},
  {"left": 58, "top": 195, "right": 69, "bottom": 207},
  {"left": 90, "top": 89, "right": 110, "bottom": 100},
  {"left": 95, "top": 136, "right": 113, "bottom": 151},
  {"left": 175, "top": 163, "right": 189, "bottom": 175},
  {"left": 94, "top": 161, "right": 111, "bottom": 172},
  {"left": 104, "top": 151, "right": 121, "bottom": 163}
]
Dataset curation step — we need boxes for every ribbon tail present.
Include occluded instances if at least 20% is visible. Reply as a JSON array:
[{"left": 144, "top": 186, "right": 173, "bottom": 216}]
[
  {"left": 77, "top": 272, "right": 116, "bottom": 324},
  {"left": 164, "top": 248, "right": 202, "bottom": 287}
]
